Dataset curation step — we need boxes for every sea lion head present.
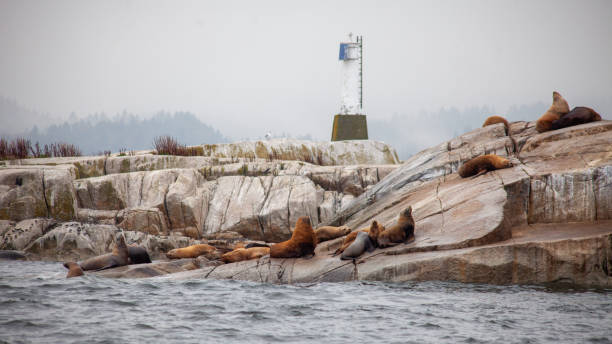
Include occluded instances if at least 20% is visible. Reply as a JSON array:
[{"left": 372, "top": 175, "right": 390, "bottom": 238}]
[
  {"left": 115, "top": 233, "right": 127, "bottom": 249},
  {"left": 166, "top": 248, "right": 180, "bottom": 259},
  {"left": 112, "top": 233, "right": 129, "bottom": 264},
  {"left": 63, "top": 261, "right": 84, "bottom": 278},
  {"left": 338, "top": 226, "right": 351, "bottom": 236},
  {"left": 296, "top": 216, "right": 311, "bottom": 228},
  {"left": 401, "top": 207, "right": 413, "bottom": 219},
  {"left": 551, "top": 91, "right": 570, "bottom": 114},
  {"left": 497, "top": 156, "right": 512, "bottom": 169},
  {"left": 368, "top": 221, "right": 383, "bottom": 246}
]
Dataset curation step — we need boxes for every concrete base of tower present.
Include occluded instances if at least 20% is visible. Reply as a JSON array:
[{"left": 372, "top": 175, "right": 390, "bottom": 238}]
[{"left": 331, "top": 114, "right": 368, "bottom": 141}]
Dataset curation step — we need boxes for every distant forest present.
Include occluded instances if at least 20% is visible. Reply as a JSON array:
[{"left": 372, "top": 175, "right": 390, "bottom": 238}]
[
  {"left": 16, "top": 112, "right": 227, "bottom": 155},
  {"left": 369, "top": 102, "right": 547, "bottom": 160},
  {"left": 1, "top": 93, "right": 551, "bottom": 159}
]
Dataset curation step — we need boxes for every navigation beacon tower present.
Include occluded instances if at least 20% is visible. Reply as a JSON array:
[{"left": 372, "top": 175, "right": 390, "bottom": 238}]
[{"left": 331, "top": 33, "right": 368, "bottom": 141}]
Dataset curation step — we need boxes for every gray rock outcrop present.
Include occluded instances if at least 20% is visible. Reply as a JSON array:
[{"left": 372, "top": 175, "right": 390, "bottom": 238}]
[{"left": 2, "top": 124, "right": 612, "bottom": 287}]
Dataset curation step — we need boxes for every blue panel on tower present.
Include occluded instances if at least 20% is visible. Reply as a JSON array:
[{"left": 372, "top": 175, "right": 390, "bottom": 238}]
[{"left": 339, "top": 43, "right": 348, "bottom": 60}]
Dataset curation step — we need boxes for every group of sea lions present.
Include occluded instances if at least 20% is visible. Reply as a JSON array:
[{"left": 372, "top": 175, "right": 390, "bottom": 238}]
[
  {"left": 458, "top": 91, "right": 604, "bottom": 178},
  {"left": 215, "top": 208, "right": 416, "bottom": 263},
  {"left": 62, "top": 233, "right": 151, "bottom": 278},
  {"left": 165, "top": 209, "right": 414, "bottom": 266},
  {"left": 61, "top": 210, "right": 415, "bottom": 278},
  {"left": 535, "top": 91, "right": 601, "bottom": 133}
]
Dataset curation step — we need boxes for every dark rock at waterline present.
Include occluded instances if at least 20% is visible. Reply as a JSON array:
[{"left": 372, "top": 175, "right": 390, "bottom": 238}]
[{"left": 0, "top": 249, "right": 27, "bottom": 260}]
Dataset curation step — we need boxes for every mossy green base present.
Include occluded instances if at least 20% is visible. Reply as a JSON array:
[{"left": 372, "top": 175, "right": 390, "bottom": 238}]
[{"left": 331, "top": 114, "right": 368, "bottom": 141}]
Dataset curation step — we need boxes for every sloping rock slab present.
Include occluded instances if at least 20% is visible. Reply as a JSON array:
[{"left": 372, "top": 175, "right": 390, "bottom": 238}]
[
  {"left": 358, "top": 222, "right": 612, "bottom": 287},
  {"left": 330, "top": 124, "right": 513, "bottom": 228},
  {"left": 92, "top": 259, "right": 200, "bottom": 278},
  {"left": 135, "top": 221, "right": 612, "bottom": 287}
]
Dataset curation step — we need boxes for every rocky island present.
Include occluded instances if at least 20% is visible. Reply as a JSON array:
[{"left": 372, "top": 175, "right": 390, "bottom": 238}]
[{"left": 1, "top": 123, "right": 611, "bottom": 287}]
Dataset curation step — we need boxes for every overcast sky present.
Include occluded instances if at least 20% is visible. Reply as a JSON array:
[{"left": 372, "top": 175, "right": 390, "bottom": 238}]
[{"left": 1, "top": 0, "right": 611, "bottom": 140}]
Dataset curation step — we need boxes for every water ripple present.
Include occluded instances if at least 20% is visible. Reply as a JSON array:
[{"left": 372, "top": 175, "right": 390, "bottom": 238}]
[{"left": 0, "top": 262, "right": 610, "bottom": 344}]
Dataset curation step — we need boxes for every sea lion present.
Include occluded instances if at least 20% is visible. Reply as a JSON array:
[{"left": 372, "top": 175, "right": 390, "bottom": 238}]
[
  {"left": 315, "top": 225, "right": 351, "bottom": 243},
  {"left": 377, "top": 207, "right": 415, "bottom": 248},
  {"left": 0, "top": 250, "right": 27, "bottom": 260},
  {"left": 63, "top": 262, "right": 84, "bottom": 278},
  {"left": 221, "top": 246, "right": 271, "bottom": 263},
  {"left": 333, "top": 221, "right": 384, "bottom": 256},
  {"left": 270, "top": 217, "right": 317, "bottom": 259},
  {"left": 458, "top": 154, "right": 512, "bottom": 178},
  {"left": 127, "top": 245, "right": 152, "bottom": 264},
  {"left": 80, "top": 233, "right": 129, "bottom": 271},
  {"left": 340, "top": 231, "right": 375, "bottom": 260},
  {"left": 166, "top": 244, "right": 218, "bottom": 259},
  {"left": 536, "top": 91, "right": 570, "bottom": 133},
  {"left": 482, "top": 115, "right": 510, "bottom": 134},
  {"left": 551, "top": 106, "right": 602, "bottom": 130}
]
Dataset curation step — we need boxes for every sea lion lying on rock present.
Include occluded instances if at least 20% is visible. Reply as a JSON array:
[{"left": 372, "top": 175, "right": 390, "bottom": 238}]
[
  {"left": 377, "top": 207, "right": 415, "bottom": 248},
  {"left": 315, "top": 225, "right": 351, "bottom": 243},
  {"left": 551, "top": 106, "right": 602, "bottom": 130},
  {"left": 166, "top": 244, "right": 218, "bottom": 260},
  {"left": 334, "top": 221, "right": 383, "bottom": 256},
  {"left": 340, "top": 231, "right": 375, "bottom": 260},
  {"left": 270, "top": 217, "right": 317, "bottom": 259},
  {"left": 221, "top": 246, "right": 270, "bottom": 263},
  {"left": 458, "top": 154, "right": 512, "bottom": 178},
  {"left": 63, "top": 262, "right": 84, "bottom": 278},
  {"left": 127, "top": 245, "right": 152, "bottom": 264},
  {"left": 482, "top": 115, "right": 510, "bottom": 134},
  {"left": 80, "top": 233, "right": 129, "bottom": 271},
  {"left": 536, "top": 91, "right": 570, "bottom": 133}
]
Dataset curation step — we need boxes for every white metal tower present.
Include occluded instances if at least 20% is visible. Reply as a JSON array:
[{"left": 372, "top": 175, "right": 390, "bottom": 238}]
[{"left": 338, "top": 33, "right": 363, "bottom": 115}]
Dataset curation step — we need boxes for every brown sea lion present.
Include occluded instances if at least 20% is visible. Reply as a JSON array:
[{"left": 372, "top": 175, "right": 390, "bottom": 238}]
[
  {"left": 333, "top": 221, "right": 384, "bottom": 256},
  {"left": 221, "top": 246, "right": 270, "bottom": 263},
  {"left": 127, "top": 245, "right": 152, "bottom": 264},
  {"left": 63, "top": 262, "right": 84, "bottom": 278},
  {"left": 80, "top": 233, "right": 129, "bottom": 271},
  {"left": 536, "top": 91, "right": 570, "bottom": 133},
  {"left": 482, "top": 115, "right": 510, "bottom": 134},
  {"left": 458, "top": 154, "right": 512, "bottom": 178},
  {"left": 166, "top": 244, "right": 218, "bottom": 259},
  {"left": 340, "top": 231, "right": 375, "bottom": 260},
  {"left": 378, "top": 207, "right": 415, "bottom": 248},
  {"left": 551, "top": 106, "right": 602, "bottom": 130},
  {"left": 315, "top": 225, "right": 351, "bottom": 243},
  {"left": 270, "top": 217, "right": 317, "bottom": 259}
]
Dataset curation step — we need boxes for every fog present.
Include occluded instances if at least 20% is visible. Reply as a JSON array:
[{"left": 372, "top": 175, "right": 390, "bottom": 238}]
[{"left": 1, "top": 0, "right": 611, "bottom": 157}]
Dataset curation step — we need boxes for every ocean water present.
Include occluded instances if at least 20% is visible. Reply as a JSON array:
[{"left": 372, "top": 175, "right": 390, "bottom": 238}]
[{"left": 0, "top": 261, "right": 611, "bottom": 344}]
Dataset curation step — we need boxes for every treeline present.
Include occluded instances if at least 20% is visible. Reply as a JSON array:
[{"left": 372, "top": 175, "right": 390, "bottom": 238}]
[
  {"left": 18, "top": 111, "right": 227, "bottom": 155},
  {"left": 369, "top": 102, "right": 547, "bottom": 160}
]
